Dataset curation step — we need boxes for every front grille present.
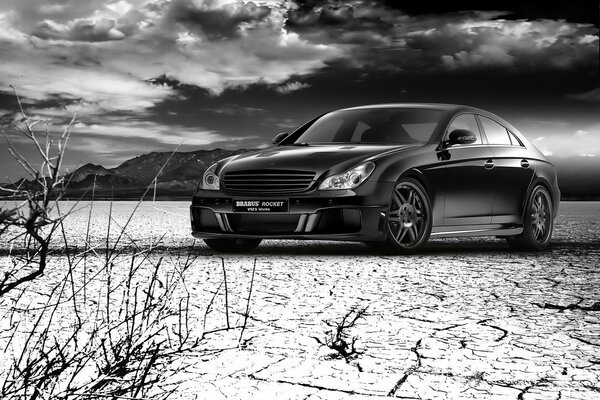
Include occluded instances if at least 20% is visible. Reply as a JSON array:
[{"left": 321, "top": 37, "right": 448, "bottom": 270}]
[
  {"left": 222, "top": 170, "right": 315, "bottom": 193},
  {"left": 227, "top": 214, "right": 300, "bottom": 233}
]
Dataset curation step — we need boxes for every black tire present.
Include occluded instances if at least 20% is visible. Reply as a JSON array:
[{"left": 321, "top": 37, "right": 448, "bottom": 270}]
[
  {"left": 507, "top": 185, "right": 553, "bottom": 251},
  {"left": 203, "top": 238, "right": 262, "bottom": 253},
  {"left": 369, "top": 178, "right": 432, "bottom": 253}
]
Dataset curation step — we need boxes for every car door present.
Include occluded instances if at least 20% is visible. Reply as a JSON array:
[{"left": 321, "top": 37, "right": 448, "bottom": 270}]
[
  {"left": 440, "top": 113, "right": 495, "bottom": 226},
  {"left": 477, "top": 115, "right": 535, "bottom": 224}
]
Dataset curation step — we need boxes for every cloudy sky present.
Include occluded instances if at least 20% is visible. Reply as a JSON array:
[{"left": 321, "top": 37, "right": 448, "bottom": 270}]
[{"left": 0, "top": 0, "right": 598, "bottom": 179}]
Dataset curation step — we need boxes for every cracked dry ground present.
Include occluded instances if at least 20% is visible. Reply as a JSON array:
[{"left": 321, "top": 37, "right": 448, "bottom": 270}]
[
  {"left": 166, "top": 202, "right": 599, "bottom": 400},
  {"left": 180, "top": 245, "right": 600, "bottom": 399},
  {"left": 2, "top": 201, "right": 600, "bottom": 399}
]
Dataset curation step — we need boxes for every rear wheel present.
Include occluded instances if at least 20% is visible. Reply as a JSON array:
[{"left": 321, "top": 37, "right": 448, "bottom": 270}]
[
  {"left": 366, "top": 178, "right": 432, "bottom": 253},
  {"left": 506, "top": 185, "right": 553, "bottom": 251},
  {"left": 203, "top": 238, "right": 262, "bottom": 253}
]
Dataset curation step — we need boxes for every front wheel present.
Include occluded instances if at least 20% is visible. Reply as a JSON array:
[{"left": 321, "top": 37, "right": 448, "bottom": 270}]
[
  {"left": 368, "top": 178, "right": 432, "bottom": 253},
  {"left": 506, "top": 185, "right": 553, "bottom": 251},
  {"left": 203, "top": 238, "right": 262, "bottom": 253}
]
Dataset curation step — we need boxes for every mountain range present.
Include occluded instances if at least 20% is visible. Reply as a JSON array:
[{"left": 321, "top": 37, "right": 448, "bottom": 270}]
[
  {"left": 0, "top": 148, "right": 250, "bottom": 200},
  {"left": 1, "top": 149, "right": 598, "bottom": 200}
]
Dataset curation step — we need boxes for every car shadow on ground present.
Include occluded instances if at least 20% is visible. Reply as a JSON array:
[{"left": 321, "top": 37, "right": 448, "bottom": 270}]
[
  {"left": 188, "top": 238, "right": 596, "bottom": 257},
  {"left": 0, "top": 239, "right": 592, "bottom": 257}
]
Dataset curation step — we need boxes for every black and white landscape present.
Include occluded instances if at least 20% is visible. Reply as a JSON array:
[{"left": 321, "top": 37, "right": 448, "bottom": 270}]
[{"left": 0, "top": 0, "right": 599, "bottom": 399}]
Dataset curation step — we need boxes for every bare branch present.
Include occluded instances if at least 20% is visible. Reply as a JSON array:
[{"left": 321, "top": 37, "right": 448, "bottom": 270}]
[
  {"left": 0, "top": 88, "right": 76, "bottom": 296},
  {"left": 320, "top": 305, "right": 368, "bottom": 362}
]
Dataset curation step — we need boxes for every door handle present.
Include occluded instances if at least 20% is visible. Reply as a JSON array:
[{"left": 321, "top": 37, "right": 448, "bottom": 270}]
[
  {"left": 520, "top": 159, "right": 530, "bottom": 168},
  {"left": 484, "top": 159, "right": 495, "bottom": 170}
]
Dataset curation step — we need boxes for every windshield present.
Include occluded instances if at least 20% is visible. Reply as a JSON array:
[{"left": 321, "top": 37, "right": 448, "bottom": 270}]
[{"left": 289, "top": 108, "right": 444, "bottom": 145}]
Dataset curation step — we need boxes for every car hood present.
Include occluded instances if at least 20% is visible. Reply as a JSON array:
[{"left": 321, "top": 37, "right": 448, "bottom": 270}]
[{"left": 218, "top": 144, "right": 419, "bottom": 176}]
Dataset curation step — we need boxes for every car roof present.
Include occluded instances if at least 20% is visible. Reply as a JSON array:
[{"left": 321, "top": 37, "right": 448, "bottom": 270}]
[{"left": 337, "top": 103, "right": 483, "bottom": 113}]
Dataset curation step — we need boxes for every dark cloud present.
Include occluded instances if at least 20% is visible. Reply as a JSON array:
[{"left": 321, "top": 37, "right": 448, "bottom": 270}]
[
  {"left": 292, "top": 0, "right": 599, "bottom": 25},
  {"left": 377, "top": 0, "right": 600, "bottom": 25},
  {"left": 409, "top": 18, "right": 599, "bottom": 72},
  {"left": 286, "top": 1, "right": 599, "bottom": 72},
  {"left": 318, "top": 4, "right": 353, "bottom": 23},
  {"left": 170, "top": 0, "right": 272, "bottom": 39},
  {"left": 286, "top": 1, "right": 398, "bottom": 45},
  {"left": 114, "top": 9, "right": 147, "bottom": 37}
]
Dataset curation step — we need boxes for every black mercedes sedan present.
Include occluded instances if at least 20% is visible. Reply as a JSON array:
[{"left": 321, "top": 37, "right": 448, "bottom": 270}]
[{"left": 190, "top": 104, "right": 560, "bottom": 253}]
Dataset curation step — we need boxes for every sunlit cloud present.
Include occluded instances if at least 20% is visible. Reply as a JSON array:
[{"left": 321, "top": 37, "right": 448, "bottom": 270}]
[
  {"left": 517, "top": 120, "right": 600, "bottom": 158},
  {"left": 74, "top": 120, "right": 224, "bottom": 146},
  {"left": 274, "top": 81, "right": 310, "bottom": 94},
  {"left": 32, "top": 17, "right": 128, "bottom": 41},
  {"left": 567, "top": 87, "right": 600, "bottom": 102},
  {"left": 0, "top": 0, "right": 343, "bottom": 113}
]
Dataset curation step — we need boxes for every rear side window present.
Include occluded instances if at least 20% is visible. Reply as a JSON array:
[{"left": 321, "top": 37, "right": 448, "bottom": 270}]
[
  {"left": 479, "top": 116, "right": 512, "bottom": 145},
  {"left": 508, "top": 131, "right": 524, "bottom": 147},
  {"left": 446, "top": 114, "right": 482, "bottom": 145}
]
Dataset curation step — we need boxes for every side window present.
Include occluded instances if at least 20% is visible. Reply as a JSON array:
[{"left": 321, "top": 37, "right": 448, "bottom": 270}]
[
  {"left": 508, "top": 131, "right": 524, "bottom": 147},
  {"left": 446, "top": 114, "right": 482, "bottom": 145},
  {"left": 479, "top": 116, "right": 512, "bottom": 146}
]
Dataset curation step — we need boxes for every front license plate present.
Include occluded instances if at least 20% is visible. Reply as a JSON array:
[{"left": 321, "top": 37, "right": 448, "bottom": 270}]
[{"left": 233, "top": 199, "right": 289, "bottom": 213}]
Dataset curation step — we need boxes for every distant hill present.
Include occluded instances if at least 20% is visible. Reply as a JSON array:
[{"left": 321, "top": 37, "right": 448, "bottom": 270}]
[
  {"left": 1, "top": 150, "right": 598, "bottom": 200},
  {"left": 0, "top": 148, "right": 252, "bottom": 200},
  {"left": 67, "top": 163, "right": 113, "bottom": 182},
  {"left": 110, "top": 148, "right": 245, "bottom": 184},
  {"left": 64, "top": 163, "right": 139, "bottom": 190}
]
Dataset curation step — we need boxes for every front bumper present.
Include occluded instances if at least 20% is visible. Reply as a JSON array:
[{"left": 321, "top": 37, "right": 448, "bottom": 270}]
[{"left": 190, "top": 181, "right": 394, "bottom": 242}]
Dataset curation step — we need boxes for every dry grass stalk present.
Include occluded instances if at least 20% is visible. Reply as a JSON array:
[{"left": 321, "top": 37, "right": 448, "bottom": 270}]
[
  {"left": 0, "top": 90, "right": 200, "bottom": 399},
  {"left": 0, "top": 89, "right": 261, "bottom": 399}
]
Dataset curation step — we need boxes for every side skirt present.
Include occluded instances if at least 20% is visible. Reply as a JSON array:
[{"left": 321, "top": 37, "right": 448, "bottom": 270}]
[{"left": 431, "top": 224, "right": 523, "bottom": 238}]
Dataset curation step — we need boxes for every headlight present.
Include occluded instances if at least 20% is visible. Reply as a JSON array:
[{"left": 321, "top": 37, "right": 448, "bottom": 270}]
[
  {"left": 201, "top": 163, "right": 220, "bottom": 190},
  {"left": 318, "top": 162, "right": 375, "bottom": 190}
]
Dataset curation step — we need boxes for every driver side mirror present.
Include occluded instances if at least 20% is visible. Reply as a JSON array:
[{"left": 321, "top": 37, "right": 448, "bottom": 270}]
[
  {"left": 447, "top": 129, "right": 477, "bottom": 146},
  {"left": 272, "top": 132, "right": 290, "bottom": 144}
]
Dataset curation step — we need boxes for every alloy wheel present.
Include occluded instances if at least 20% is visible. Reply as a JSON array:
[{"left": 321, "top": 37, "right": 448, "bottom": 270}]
[
  {"left": 506, "top": 185, "right": 554, "bottom": 251},
  {"left": 531, "top": 189, "right": 551, "bottom": 243},
  {"left": 388, "top": 181, "right": 429, "bottom": 248}
]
